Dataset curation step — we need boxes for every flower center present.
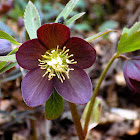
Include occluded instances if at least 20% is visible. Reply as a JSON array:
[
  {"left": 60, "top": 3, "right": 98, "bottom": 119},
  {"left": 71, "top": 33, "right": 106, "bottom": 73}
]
[{"left": 38, "top": 45, "right": 77, "bottom": 83}]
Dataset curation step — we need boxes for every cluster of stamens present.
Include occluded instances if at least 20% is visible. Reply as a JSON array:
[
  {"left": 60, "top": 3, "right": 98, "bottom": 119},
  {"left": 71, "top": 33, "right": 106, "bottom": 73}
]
[{"left": 38, "top": 45, "right": 77, "bottom": 83}]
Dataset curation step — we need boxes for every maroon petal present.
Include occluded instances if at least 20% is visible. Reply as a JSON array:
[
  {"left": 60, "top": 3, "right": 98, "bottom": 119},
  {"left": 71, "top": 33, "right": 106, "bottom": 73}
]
[
  {"left": 65, "top": 37, "right": 96, "bottom": 69},
  {"left": 37, "top": 23, "right": 70, "bottom": 49},
  {"left": 21, "top": 67, "right": 54, "bottom": 107},
  {"left": 16, "top": 39, "right": 47, "bottom": 70},
  {"left": 54, "top": 66, "right": 92, "bottom": 104}
]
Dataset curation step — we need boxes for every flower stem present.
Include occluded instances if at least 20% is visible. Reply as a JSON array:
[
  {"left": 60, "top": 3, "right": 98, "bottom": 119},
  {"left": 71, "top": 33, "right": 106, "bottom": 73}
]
[
  {"left": 117, "top": 55, "right": 130, "bottom": 60},
  {"left": 68, "top": 102, "right": 85, "bottom": 140},
  {"left": 83, "top": 53, "right": 119, "bottom": 136},
  {"left": 30, "top": 119, "right": 38, "bottom": 140}
]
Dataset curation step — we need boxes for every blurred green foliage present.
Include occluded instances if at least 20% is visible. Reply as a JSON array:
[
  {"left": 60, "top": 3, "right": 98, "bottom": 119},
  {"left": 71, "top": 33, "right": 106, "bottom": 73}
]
[
  {"left": 99, "top": 20, "right": 118, "bottom": 31},
  {"left": 1, "top": 0, "right": 119, "bottom": 33}
]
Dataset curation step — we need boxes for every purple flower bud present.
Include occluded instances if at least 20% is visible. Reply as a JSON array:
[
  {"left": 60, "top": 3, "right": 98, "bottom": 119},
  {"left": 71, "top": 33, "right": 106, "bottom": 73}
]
[
  {"left": 123, "top": 56, "right": 140, "bottom": 93},
  {"left": 0, "top": 39, "right": 12, "bottom": 55},
  {"left": 18, "top": 17, "right": 24, "bottom": 28}
]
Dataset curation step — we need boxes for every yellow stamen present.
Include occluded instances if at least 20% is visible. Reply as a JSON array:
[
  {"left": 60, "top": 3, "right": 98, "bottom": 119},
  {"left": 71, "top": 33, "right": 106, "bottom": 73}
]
[{"left": 38, "top": 46, "right": 77, "bottom": 83}]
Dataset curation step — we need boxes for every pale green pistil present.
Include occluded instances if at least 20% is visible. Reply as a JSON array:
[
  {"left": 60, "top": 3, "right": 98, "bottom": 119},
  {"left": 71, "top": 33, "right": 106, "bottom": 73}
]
[{"left": 38, "top": 45, "right": 77, "bottom": 83}]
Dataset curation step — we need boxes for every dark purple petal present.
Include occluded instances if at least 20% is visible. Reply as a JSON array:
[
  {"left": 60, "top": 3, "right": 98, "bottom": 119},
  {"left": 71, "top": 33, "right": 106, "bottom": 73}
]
[
  {"left": 21, "top": 67, "right": 54, "bottom": 107},
  {"left": 65, "top": 37, "right": 96, "bottom": 69},
  {"left": 125, "top": 59, "right": 140, "bottom": 81},
  {"left": 37, "top": 23, "right": 70, "bottom": 49},
  {"left": 123, "top": 59, "right": 140, "bottom": 93},
  {"left": 129, "top": 78, "right": 140, "bottom": 93},
  {"left": 123, "top": 65, "right": 134, "bottom": 91},
  {"left": 54, "top": 66, "right": 92, "bottom": 104},
  {"left": 131, "top": 56, "right": 140, "bottom": 60},
  {"left": 16, "top": 39, "right": 47, "bottom": 70}
]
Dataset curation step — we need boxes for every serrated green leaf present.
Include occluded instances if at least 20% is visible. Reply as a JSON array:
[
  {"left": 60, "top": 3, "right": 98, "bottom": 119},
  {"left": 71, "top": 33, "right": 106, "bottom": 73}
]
[
  {"left": 117, "top": 31, "right": 140, "bottom": 54},
  {"left": 45, "top": 89, "right": 63, "bottom": 120},
  {"left": 122, "top": 22, "right": 140, "bottom": 36},
  {"left": 24, "top": 1, "right": 41, "bottom": 39},
  {"left": 55, "top": 0, "right": 79, "bottom": 23},
  {"left": 65, "top": 12, "right": 85, "bottom": 26},
  {"left": 122, "top": 27, "right": 129, "bottom": 35},
  {"left": 81, "top": 98, "right": 102, "bottom": 132},
  {"left": 0, "top": 62, "right": 18, "bottom": 74},
  {"left": 0, "top": 54, "right": 16, "bottom": 62},
  {"left": 85, "top": 28, "right": 116, "bottom": 42},
  {"left": 0, "top": 31, "right": 21, "bottom": 46}
]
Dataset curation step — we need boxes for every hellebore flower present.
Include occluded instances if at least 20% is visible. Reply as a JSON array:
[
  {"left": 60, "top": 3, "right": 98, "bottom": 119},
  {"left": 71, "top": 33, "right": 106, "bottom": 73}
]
[
  {"left": 123, "top": 56, "right": 140, "bottom": 93},
  {"left": 16, "top": 23, "right": 96, "bottom": 107}
]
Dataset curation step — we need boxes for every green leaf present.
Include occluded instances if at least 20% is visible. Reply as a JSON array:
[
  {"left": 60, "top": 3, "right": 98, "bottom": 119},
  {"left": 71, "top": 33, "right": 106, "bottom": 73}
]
[
  {"left": 0, "top": 61, "right": 7, "bottom": 70},
  {"left": 85, "top": 28, "right": 116, "bottom": 42},
  {"left": 24, "top": 1, "right": 41, "bottom": 39},
  {"left": 0, "top": 54, "right": 16, "bottom": 62},
  {"left": 65, "top": 12, "right": 85, "bottom": 26},
  {"left": 117, "top": 22, "right": 140, "bottom": 54},
  {"left": 122, "top": 22, "right": 140, "bottom": 36},
  {"left": 81, "top": 98, "right": 102, "bottom": 132},
  {"left": 8, "top": 48, "right": 18, "bottom": 55},
  {"left": 0, "top": 30, "right": 21, "bottom": 46},
  {"left": 117, "top": 31, "right": 140, "bottom": 54},
  {"left": 0, "top": 48, "right": 18, "bottom": 70},
  {"left": 55, "top": 0, "right": 79, "bottom": 23},
  {"left": 45, "top": 89, "right": 63, "bottom": 120},
  {"left": 0, "top": 62, "right": 18, "bottom": 74}
]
